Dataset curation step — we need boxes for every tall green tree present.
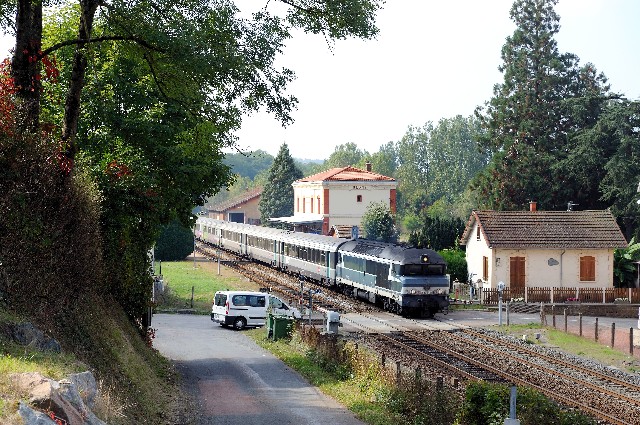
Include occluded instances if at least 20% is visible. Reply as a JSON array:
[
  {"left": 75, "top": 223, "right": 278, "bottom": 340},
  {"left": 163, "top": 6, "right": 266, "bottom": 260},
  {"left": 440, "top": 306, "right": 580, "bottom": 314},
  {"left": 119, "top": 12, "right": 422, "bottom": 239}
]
[
  {"left": 395, "top": 123, "right": 431, "bottom": 216},
  {"left": 408, "top": 215, "right": 465, "bottom": 251},
  {"left": 427, "top": 115, "right": 490, "bottom": 204},
  {"left": 361, "top": 201, "right": 396, "bottom": 242},
  {"left": 599, "top": 100, "right": 640, "bottom": 241},
  {"left": 365, "top": 140, "right": 398, "bottom": 178},
  {"left": 259, "top": 143, "right": 303, "bottom": 226},
  {"left": 1, "top": 0, "right": 383, "bottom": 323},
  {"left": 473, "top": 0, "right": 610, "bottom": 211},
  {"left": 324, "top": 142, "right": 368, "bottom": 169}
]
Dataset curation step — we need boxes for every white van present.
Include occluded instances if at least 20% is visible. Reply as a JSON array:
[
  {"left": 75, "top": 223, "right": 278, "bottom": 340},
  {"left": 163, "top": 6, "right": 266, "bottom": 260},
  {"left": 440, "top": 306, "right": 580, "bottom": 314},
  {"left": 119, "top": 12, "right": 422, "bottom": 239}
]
[{"left": 211, "top": 290, "right": 301, "bottom": 330}]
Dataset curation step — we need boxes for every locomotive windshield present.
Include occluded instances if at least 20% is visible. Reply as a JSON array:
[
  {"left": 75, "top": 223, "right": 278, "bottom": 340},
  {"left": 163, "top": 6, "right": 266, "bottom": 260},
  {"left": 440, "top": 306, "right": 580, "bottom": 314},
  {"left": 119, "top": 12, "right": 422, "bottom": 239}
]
[{"left": 399, "top": 264, "right": 445, "bottom": 276}]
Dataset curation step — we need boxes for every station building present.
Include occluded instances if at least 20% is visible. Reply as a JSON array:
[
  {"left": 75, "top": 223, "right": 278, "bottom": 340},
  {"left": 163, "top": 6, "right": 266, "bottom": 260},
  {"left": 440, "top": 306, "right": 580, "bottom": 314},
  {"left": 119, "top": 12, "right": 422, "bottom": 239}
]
[{"left": 271, "top": 163, "right": 397, "bottom": 236}]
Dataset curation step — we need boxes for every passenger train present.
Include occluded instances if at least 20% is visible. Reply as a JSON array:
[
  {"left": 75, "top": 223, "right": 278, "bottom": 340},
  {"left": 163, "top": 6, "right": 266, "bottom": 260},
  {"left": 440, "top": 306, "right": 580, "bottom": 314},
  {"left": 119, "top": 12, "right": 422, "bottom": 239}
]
[{"left": 195, "top": 218, "right": 450, "bottom": 317}]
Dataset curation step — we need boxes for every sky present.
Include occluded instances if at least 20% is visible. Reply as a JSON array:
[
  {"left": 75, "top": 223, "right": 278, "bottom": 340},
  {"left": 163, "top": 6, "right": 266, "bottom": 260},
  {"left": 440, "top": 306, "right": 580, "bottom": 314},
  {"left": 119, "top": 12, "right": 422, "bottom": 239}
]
[{"left": 1, "top": 0, "right": 639, "bottom": 161}]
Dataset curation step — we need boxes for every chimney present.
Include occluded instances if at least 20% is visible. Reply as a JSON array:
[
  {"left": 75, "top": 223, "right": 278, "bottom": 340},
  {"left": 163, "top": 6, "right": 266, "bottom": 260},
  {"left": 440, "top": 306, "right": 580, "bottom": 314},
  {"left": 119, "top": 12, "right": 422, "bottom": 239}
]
[
  {"left": 529, "top": 201, "right": 537, "bottom": 212},
  {"left": 365, "top": 161, "right": 372, "bottom": 172}
]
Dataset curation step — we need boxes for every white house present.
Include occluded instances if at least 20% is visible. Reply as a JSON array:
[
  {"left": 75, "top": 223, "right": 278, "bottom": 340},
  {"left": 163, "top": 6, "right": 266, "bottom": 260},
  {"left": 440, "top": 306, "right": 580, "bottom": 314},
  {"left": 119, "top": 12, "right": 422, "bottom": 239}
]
[
  {"left": 271, "top": 163, "right": 397, "bottom": 235},
  {"left": 460, "top": 205, "right": 628, "bottom": 292}
]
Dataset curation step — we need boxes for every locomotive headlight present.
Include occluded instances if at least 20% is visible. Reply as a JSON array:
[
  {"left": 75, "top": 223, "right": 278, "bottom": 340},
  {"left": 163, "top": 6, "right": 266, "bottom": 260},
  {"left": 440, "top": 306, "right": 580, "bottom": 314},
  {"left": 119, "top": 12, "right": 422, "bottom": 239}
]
[
  {"left": 411, "top": 289, "right": 416, "bottom": 294},
  {"left": 421, "top": 255, "right": 429, "bottom": 263}
]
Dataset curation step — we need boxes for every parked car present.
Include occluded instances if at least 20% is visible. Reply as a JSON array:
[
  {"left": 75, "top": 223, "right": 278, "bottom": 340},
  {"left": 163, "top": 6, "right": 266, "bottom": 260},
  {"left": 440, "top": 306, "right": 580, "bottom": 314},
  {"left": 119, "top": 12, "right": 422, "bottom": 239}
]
[{"left": 211, "top": 290, "right": 301, "bottom": 330}]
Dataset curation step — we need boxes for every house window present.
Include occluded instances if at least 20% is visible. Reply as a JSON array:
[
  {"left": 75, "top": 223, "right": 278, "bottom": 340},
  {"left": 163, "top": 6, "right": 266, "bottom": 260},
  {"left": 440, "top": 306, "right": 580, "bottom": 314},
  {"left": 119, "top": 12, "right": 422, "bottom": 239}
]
[
  {"left": 317, "top": 197, "right": 320, "bottom": 213},
  {"left": 476, "top": 226, "right": 481, "bottom": 241},
  {"left": 296, "top": 198, "right": 299, "bottom": 212},
  {"left": 311, "top": 197, "right": 314, "bottom": 213},
  {"left": 580, "top": 256, "right": 596, "bottom": 281},
  {"left": 302, "top": 198, "right": 305, "bottom": 213},
  {"left": 357, "top": 195, "right": 363, "bottom": 202},
  {"left": 482, "top": 256, "right": 488, "bottom": 281}
]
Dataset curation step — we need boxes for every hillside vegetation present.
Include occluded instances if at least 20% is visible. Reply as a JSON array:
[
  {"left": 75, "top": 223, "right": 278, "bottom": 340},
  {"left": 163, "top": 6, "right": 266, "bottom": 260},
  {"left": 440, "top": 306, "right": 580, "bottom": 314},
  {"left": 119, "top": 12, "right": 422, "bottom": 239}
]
[{"left": 0, "top": 137, "right": 193, "bottom": 423}]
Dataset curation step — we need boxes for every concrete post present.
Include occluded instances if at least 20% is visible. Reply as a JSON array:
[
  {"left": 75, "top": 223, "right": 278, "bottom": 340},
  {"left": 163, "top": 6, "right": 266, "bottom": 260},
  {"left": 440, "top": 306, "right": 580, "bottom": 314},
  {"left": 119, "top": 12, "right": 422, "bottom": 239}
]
[
  {"left": 504, "top": 385, "right": 520, "bottom": 425},
  {"left": 595, "top": 318, "right": 599, "bottom": 342}
]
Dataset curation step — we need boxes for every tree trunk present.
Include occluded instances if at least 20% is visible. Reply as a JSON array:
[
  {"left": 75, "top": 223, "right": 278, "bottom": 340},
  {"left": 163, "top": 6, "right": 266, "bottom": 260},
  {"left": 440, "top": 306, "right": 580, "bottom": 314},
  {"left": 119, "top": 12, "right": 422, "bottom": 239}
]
[
  {"left": 61, "top": 0, "right": 100, "bottom": 162},
  {"left": 12, "top": 0, "right": 42, "bottom": 134}
]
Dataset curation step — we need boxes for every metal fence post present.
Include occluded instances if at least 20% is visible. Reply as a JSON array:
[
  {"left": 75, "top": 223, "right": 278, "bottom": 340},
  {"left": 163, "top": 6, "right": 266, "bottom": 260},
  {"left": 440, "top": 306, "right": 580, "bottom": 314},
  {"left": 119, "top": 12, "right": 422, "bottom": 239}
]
[{"left": 595, "top": 318, "right": 599, "bottom": 342}]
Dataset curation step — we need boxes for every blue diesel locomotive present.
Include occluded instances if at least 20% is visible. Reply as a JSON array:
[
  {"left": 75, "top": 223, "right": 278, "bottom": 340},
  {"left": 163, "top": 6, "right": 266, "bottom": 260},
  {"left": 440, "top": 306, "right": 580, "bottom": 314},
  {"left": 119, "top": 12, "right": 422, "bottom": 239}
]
[{"left": 195, "top": 218, "right": 449, "bottom": 317}]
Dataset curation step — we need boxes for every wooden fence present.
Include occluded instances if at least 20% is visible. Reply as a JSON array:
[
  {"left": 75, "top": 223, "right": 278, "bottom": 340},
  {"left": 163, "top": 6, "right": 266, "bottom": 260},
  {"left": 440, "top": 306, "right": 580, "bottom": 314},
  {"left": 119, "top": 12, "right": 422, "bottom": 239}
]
[{"left": 481, "top": 287, "right": 640, "bottom": 305}]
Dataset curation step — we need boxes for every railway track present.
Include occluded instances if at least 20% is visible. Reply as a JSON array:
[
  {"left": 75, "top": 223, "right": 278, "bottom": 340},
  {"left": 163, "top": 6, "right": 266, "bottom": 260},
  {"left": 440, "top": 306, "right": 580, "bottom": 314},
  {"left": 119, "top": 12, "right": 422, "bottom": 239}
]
[
  {"left": 195, "top": 240, "right": 640, "bottom": 424},
  {"left": 196, "top": 242, "right": 366, "bottom": 314}
]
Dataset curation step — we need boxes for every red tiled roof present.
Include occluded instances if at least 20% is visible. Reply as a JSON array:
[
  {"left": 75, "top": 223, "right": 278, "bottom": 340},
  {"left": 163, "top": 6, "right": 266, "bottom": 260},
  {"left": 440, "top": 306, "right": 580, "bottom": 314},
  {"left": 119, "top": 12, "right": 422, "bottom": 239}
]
[
  {"left": 297, "top": 166, "right": 395, "bottom": 182},
  {"left": 460, "top": 210, "right": 628, "bottom": 249},
  {"left": 209, "top": 187, "right": 262, "bottom": 212}
]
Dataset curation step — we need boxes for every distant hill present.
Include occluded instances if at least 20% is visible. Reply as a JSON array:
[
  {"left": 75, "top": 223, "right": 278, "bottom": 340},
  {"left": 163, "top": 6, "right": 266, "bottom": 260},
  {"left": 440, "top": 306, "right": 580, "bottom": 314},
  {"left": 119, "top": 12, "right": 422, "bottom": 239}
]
[
  {"left": 224, "top": 150, "right": 274, "bottom": 180},
  {"left": 295, "top": 158, "right": 324, "bottom": 164},
  {"left": 224, "top": 150, "right": 324, "bottom": 179}
]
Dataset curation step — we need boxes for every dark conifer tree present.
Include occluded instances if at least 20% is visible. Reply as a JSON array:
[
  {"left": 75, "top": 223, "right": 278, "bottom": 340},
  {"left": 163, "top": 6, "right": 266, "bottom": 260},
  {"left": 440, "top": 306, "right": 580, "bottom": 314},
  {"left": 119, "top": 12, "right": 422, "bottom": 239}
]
[
  {"left": 259, "top": 143, "right": 303, "bottom": 226},
  {"left": 473, "top": 0, "right": 610, "bottom": 211}
]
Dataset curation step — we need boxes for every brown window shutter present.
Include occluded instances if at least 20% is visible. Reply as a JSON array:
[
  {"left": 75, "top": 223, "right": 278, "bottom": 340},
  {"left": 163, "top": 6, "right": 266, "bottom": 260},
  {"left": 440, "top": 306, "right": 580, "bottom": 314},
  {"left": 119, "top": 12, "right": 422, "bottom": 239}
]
[
  {"left": 580, "top": 256, "right": 596, "bottom": 281},
  {"left": 482, "top": 256, "right": 488, "bottom": 281}
]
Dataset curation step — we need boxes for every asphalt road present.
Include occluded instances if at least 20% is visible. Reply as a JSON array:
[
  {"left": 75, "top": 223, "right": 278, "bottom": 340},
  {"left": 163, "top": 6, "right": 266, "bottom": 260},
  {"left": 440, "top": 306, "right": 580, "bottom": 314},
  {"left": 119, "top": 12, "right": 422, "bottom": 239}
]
[{"left": 153, "top": 314, "right": 365, "bottom": 425}]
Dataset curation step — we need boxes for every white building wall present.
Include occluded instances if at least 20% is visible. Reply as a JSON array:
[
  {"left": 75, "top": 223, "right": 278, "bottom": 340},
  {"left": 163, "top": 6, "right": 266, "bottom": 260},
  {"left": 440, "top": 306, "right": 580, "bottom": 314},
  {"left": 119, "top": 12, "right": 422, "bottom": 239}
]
[
  {"left": 327, "top": 182, "right": 395, "bottom": 227},
  {"left": 464, "top": 222, "right": 493, "bottom": 290},
  {"left": 292, "top": 178, "right": 397, "bottom": 233},
  {"left": 492, "top": 248, "right": 614, "bottom": 289},
  {"left": 294, "top": 183, "right": 324, "bottom": 214}
]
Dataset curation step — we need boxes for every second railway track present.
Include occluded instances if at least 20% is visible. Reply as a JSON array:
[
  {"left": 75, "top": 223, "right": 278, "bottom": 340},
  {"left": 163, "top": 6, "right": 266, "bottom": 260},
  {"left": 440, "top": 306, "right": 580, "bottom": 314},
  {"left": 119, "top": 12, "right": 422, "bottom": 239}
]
[{"left": 195, "top": 240, "right": 640, "bottom": 425}]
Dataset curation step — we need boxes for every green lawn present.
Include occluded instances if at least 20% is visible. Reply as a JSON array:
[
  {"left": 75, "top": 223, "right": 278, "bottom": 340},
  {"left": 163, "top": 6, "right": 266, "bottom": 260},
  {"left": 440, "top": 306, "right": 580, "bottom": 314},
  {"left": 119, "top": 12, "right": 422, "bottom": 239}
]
[
  {"left": 156, "top": 260, "right": 254, "bottom": 312},
  {"left": 496, "top": 323, "right": 640, "bottom": 373}
]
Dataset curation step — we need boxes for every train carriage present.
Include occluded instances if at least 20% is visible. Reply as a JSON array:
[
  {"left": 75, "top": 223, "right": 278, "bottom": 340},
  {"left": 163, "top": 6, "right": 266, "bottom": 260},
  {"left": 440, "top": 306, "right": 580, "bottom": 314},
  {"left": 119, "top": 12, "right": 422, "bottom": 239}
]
[
  {"left": 243, "top": 223, "right": 284, "bottom": 265},
  {"left": 278, "top": 232, "right": 347, "bottom": 283}
]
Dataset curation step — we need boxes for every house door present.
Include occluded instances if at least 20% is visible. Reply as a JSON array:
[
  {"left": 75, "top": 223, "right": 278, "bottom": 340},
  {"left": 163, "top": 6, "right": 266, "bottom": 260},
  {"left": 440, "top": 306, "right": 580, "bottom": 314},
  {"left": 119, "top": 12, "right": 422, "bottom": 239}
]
[{"left": 510, "top": 256, "right": 526, "bottom": 291}]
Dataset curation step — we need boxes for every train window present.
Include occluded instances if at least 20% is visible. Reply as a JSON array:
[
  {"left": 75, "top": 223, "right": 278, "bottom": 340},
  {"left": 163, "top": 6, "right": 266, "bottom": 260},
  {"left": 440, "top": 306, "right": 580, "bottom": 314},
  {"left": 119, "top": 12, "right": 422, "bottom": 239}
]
[
  {"left": 365, "top": 260, "right": 377, "bottom": 274},
  {"left": 402, "top": 264, "right": 423, "bottom": 276},
  {"left": 399, "top": 264, "right": 444, "bottom": 276},
  {"left": 426, "top": 264, "right": 444, "bottom": 275},
  {"left": 343, "top": 255, "right": 364, "bottom": 271}
]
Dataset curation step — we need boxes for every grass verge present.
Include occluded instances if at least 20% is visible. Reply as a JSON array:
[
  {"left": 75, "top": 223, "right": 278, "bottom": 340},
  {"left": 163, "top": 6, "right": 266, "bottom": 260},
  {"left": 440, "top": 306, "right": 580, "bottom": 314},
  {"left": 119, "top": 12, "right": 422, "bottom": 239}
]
[
  {"left": 157, "top": 257, "right": 252, "bottom": 313},
  {"left": 495, "top": 323, "right": 640, "bottom": 373},
  {"left": 245, "top": 327, "right": 458, "bottom": 425},
  {"left": 245, "top": 327, "right": 401, "bottom": 424}
]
